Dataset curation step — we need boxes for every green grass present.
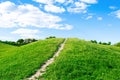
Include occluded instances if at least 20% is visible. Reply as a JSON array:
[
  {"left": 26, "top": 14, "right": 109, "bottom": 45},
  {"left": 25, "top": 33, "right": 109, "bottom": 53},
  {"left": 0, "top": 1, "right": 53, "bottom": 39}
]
[
  {"left": 0, "top": 38, "right": 64, "bottom": 80},
  {"left": 42, "top": 38, "right": 120, "bottom": 80},
  {"left": 0, "top": 42, "right": 17, "bottom": 52},
  {"left": 114, "top": 42, "right": 120, "bottom": 47}
]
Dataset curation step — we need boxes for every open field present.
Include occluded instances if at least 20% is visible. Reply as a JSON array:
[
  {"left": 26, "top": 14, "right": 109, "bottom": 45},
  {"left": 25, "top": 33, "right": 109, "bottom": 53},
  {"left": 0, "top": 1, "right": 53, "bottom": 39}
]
[
  {"left": 0, "top": 42, "right": 17, "bottom": 52},
  {"left": 1, "top": 38, "right": 120, "bottom": 80},
  {"left": 42, "top": 38, "right": 120, "bottom": 80},
  {"left": 0, "top": 38, "right": 64, "bottom": 80}
]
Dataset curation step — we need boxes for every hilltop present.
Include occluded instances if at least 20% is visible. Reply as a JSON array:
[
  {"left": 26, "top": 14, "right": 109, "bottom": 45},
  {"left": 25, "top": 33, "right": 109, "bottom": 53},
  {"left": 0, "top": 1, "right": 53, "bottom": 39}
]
[
  {"left": 0, "top": 38, "right": 64, "bottom": 80},
  {"left": 0, "top": 42, "right": 17, "bottom": 52},
  {"left": 42, "top": 38, "right": 120, "bottom": 80},
  {"left": 0, "top": 38, "right": 120, "bottom": 80}
]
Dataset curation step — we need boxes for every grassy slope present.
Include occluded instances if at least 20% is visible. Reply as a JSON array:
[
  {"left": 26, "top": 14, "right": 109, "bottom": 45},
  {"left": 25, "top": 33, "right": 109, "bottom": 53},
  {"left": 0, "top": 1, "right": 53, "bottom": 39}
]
[
  {"left": 0, "top": 38, "right": 64, "bottom": 80},
  {"left": 114, "top": 42, "right": 120, "bottom": 47},
  {"left": 0, "top": 42, "right": 16, "bottom": 52},
  {"left": 43, "top": 38, "right": 120, "bottom": 80}
]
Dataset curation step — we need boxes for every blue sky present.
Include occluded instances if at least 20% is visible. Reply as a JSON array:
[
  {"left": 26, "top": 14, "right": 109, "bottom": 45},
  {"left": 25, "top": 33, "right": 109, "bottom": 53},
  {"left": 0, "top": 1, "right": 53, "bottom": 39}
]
[{"left": 0, "top": 0, "right": 120, "bottom": 44}]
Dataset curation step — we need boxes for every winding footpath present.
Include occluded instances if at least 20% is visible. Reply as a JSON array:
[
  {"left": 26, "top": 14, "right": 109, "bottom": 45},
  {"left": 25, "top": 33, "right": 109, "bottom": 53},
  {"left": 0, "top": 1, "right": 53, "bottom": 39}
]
[{"left": 27, "top": 38, "right": 67, "bottom": 80}]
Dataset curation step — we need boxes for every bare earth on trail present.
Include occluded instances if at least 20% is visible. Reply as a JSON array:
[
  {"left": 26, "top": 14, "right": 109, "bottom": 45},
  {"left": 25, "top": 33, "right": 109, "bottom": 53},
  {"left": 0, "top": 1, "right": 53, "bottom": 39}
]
[{"left": 27, "top": 39, "right": 67, "bottom": 80}]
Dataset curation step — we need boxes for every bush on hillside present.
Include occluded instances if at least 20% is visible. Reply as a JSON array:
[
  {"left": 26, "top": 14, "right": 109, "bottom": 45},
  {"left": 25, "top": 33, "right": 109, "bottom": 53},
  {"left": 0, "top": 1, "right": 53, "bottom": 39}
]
[
  {"left": 91, "top": 40, "right": 111, "bottom": 45},
  {"left": 46, "top": 36, "right": 56, "bottom": 39},
  {"left": 114, "top": 42, "right": 120, "bottom": 47},
  {"left": 0, "top": 38, "right": 38, "bottom": 46},
  {"left": 17, "top": 38, "right": 38, "bottom": 46}
]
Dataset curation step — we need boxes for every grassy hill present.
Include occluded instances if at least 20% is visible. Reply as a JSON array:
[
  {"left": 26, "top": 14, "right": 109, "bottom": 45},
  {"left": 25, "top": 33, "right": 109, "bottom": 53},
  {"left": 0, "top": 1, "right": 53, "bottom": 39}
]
[
  {"left": 1, "top": 38, "right": 120, "bottom": 80},
  {"left": 42, "top": 38, "right": 120, "bottom": 80},
  {"left": 0, "top": 42, "right": 17, "bottom": 52},
  {"left": 114, "top": 42, "right": 120, "bottom": 47},
  {"left": 0, "top": 38, "right": 64, "bottom": 80}
]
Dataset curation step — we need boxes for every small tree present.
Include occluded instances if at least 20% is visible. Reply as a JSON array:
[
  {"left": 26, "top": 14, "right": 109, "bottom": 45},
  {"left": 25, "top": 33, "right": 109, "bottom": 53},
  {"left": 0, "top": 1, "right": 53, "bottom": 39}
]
[
  {"left": 108, "top": 42, "right": 111, "bottom": 45},
  {"left": 99, "top": 41, "right": 102, "bottom": 44},
  {"left": 102, "top": 42, "right": 107, "bottom": 45},
  {"left": 114, "top": 42, "right": 120, "bottom": 47},
  {"left": 24, "top": 38, "right": 31, "bottom": 44},
  {"left": 17, "top": 39, "right": 24, "bottom": 45},
  {"left": 46, "top": 36, "right": 56, "bottom": 39},
  {"left": 31, "top": 38, "right": 37, "bottom": 42},
  {"left": 91, "top": 40, "right": 97, "bottom": 44}
]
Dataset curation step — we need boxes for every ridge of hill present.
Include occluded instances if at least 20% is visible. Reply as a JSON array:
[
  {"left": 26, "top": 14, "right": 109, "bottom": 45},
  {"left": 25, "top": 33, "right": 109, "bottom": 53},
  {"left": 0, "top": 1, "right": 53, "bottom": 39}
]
[
  {"left": 42, "top": 38, "right": 120, "bottom": 80},
  {"left": 0, "top": 38, "right": 64, "bottom": 80},
  {"left": 0, "top": 42, "right": 16, "bottom": 51},
  {"left": 1, "top": 38, "right": 120, "bottom": 80}
]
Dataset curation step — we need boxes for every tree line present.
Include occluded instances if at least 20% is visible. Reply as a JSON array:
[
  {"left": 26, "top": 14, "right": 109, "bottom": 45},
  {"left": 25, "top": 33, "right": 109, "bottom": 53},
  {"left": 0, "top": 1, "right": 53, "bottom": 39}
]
[
  {"left": 0, "top": 38, "right": 38, "bottom": 46},
  {"left": 0, "top": 36, "right": 56, "bottom": 46},
  {"left": 91, "top": 40, "right": 111, "bottom": 45},
  {"left": 114, "top": 42, "right": 120, "bottom": 47}
]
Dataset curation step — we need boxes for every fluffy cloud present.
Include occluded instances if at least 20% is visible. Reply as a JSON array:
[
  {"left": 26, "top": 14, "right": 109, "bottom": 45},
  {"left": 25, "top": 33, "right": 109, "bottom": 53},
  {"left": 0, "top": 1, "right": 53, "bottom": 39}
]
[
  {"left": 80, "top": 0, "right": 97, "bottom": 4},
  {"left": 0, "top": 1, "right": 17, "bottom": 28},
  {"left": 44, "top": 4, "right": 65, "bottom": 13},
  {"left": 111, "top": 10, "right": 120, "bottom": 19},
  {"left": 67, "top": 2, "right": 87, "bottom": 13},
  {"left": 55, "top": 0, "right": 66, "bottom": 3},
  {"left": 0, "top": 1, "right": 72, "bottom": 30},
  {"left": 11, "top": 28, "right": 40, "bottom": 38},
  {"left": 33, "top": 0, "right": 98, "bottom": 13},
  {"left": 33, "top": 0, "right": 53, "bottom": 4}
]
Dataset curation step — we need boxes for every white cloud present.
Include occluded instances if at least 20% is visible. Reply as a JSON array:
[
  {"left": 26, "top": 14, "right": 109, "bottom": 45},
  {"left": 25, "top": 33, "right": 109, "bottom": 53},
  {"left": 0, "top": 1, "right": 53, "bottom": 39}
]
[
  {"left": 33, "top": 0, "right": 98, "bottom": 13},
  {"left": 80, "top": 0, "right": 97, "bottom": 4},
  {"left": 86, "top": 15, "right": 93, "bottom": 20},
  {"left": 44, "top": 4, "right": 65, "bottom": 13},
  {"left": 33, "top": 0, "right": 53, "bottom": 4},
  {"left": 11, "top": 28, "right": 40, "bottom": 38},
  {"left": 67, "top": 2, "right": 87, "bottom": 13},
  {"left": 109, "top": 6, "right": 117, "bottom": 10},
  {"left": 55, "top": 0, "right": 66, "bottom": 3},
  {"left": 0, "top": 1, "right": 17, "bottom": 28},
  {"left": 111, "top": 10, "right": 120, "bottom": 19},
  {"left": 65, "top": 0, "right": 74, "bottom": 5},
  {"left": 0, "top": 1, "right": 72, "bottom": 30},
  {"left": 97, "top": 17, "right": 103, "bottom": 20}
]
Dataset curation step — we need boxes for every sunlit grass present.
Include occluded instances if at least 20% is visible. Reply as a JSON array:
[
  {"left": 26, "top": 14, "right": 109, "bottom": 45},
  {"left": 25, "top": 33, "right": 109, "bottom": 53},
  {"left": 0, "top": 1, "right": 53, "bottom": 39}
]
[
  {"left": 42, "top": 38, "right": 120, "bottom": 80},
  {"left": 0, "top": 38, "right": 64, "bottom": 80},
  {"left": 0, "top": 42, "right": 17, "bottom": 52}
]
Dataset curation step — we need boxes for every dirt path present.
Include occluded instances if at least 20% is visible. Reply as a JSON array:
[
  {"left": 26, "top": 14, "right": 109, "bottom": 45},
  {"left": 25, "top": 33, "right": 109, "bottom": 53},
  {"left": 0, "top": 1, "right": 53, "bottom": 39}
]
[{"left": 27, "top": 39, "right": 67, "bottom": 80}]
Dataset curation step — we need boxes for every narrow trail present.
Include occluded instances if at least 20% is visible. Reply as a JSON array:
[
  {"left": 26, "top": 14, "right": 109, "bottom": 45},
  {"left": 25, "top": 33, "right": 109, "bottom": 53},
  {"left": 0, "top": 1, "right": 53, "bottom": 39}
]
[{"left": 27, "top": 38, "right": 67, "bottom": 80}]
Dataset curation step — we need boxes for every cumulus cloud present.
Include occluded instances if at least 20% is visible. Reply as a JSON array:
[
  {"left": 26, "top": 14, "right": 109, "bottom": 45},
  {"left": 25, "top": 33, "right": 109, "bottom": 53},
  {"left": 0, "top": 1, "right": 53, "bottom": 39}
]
[
  {"left": 55, "top": 0, "right": 66, "bottom": 3},
  {"left": 11, "top": 28, "right": 40, "bottom": 38},
  {"left": 0, "top": 1, "right": 17, "bottom": 28},
  {"left": 111, "top": 10, "right": 120, "bottom": 19},
  {"left": 33, "top": 0, "right": 98, "bottom": 13},
  {"left": 44, "top": 4, "right": 65, "bottom": 13},
  {"left": 67, "top": 2, "right": 87, "bottom": 13},
  {"left": 80, "top": 0, "right": 97, "bottom": 4},
  {"left": 33, "top": 0, "right": 53, "bottom": 4},
  {"left": 0, "top": 1, "right": 72, "bottom": 30}
]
